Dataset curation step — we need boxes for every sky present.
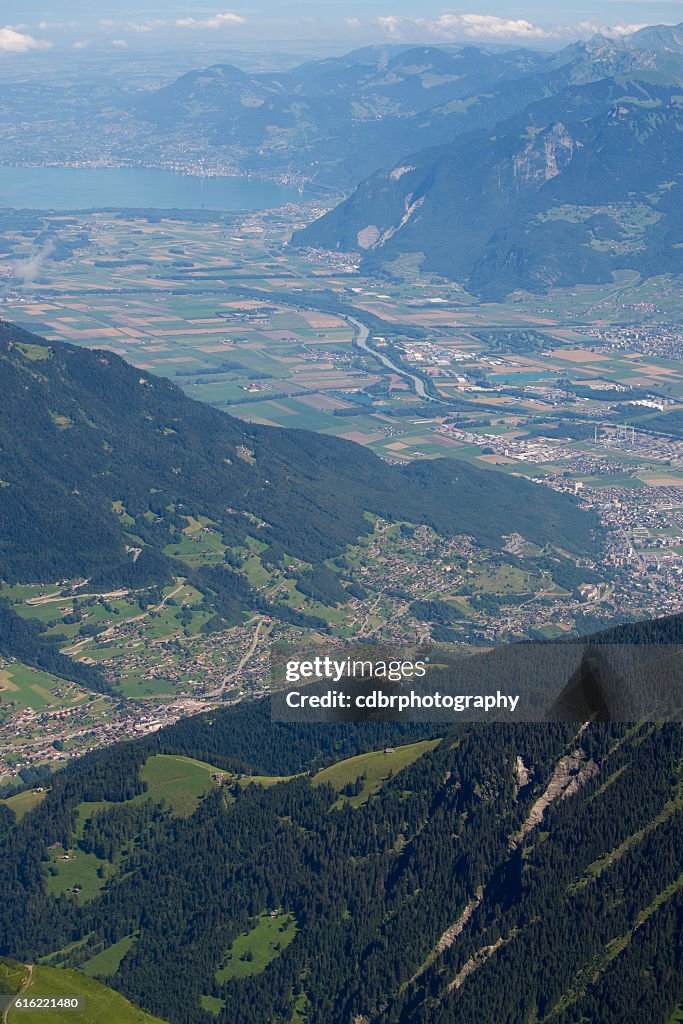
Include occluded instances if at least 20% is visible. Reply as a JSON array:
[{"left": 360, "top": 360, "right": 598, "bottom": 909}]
[{"left": 1, "top": 1, "right": 682, "bottom": 57}]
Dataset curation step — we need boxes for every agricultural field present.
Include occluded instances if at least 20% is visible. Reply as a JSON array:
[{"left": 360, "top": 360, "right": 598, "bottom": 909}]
[
  {"left": 0, "top": 660, "right": 89, "bottom": 711},
  {"left": 1, "top": 204, "right": 682, "bottom": 782},
  {"left": 3, "top": 209, "right": 682, "bottom": 477}
]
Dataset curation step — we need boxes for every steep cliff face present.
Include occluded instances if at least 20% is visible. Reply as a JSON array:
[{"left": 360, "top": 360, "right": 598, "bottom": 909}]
[
  {"left": 511, "top": 122, "right": 580, "bottom": 186},
  {"left": 293, "top": 83, "right": 683, "bottom": 297}
]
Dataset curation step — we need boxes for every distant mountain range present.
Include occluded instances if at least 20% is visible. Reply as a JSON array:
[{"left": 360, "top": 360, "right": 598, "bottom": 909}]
[
  {"left": 132, "top": 44, "right": 551, "bottom": 187},
  {"left": 132, "top": 27, "right": 683, "bottom": 188},
  {"left": 293, "top": 77, "right": 683, "bottom": 297},
  {"left": 622, "top": 21, "right": 683, "bottom": 52},
  {"left": 3, "top": 21, "right": 683, "bottom": 201},
  {"left": 118, "top": 21, "right": 683, "bottom": 298}
]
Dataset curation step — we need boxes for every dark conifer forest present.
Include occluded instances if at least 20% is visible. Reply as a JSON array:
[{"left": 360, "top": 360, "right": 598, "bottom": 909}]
[{"left": 1, "top": 624, "right": 681, "bottom": 1023}]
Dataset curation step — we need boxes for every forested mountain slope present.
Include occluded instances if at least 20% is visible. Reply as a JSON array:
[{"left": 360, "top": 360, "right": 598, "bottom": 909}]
[
  {"left": 0, "top": 320, "right": 596, "bottom": 582},
  {"left": 294, "top": 80, "right": 683, "bottom": 297},
  {"left": 0, "top": 613, "right": 681, "bottom": 1024},
  {"left": 0, "top": 319, "right": 598, "bottom": 684}
]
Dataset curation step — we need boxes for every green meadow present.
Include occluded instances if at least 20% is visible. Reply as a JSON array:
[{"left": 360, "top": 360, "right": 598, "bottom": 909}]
[
  {"left": 81, "top": 934, "right": 138, "bottom": 978},
  {"left": 0, "top": 959, "right": 166, "bottom": 1024},
  {"left": 44, "top": 755, "right": 226, "bottom": 902},
  {"left": 313, "top": 738, "right": 442, "bottom": 807},
  {"left": 0, "top": 788, "right": 48, "bottom": 822},
  {"left": 214, "top": 912, "right": 298, "bottom": 982}
]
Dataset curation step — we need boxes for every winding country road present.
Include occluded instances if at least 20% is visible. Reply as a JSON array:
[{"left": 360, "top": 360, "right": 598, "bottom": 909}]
[
  {"left": 205, "top": 614, "right": 271, "bottom": 698},
  {"left": 3, "top": 964, "right": 32, "bottom": 1024}
]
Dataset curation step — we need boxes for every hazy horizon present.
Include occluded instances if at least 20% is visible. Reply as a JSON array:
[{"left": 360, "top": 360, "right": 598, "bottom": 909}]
[{"left": 1, "top": 2, "right": 682, "bottom": 63}]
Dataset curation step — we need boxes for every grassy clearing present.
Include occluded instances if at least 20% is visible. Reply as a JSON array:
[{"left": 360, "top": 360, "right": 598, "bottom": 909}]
[
  {"left": 38, "top": 936, "right": 94, "bottom": 968},
  {"left": 135, "top": 755, "right": 222, "bottom": 816},
  {"left": 44, "top": 755, "right": 227, "bottom": 902},
  {"left": 215, "top": 912, "right": 297, "bottom": 982},
  {"left": 0, "top": 789, "right": 48, "bottom": 821},
  {"left": 16, "top": 342, "right": 51, "bottom": 361},
  {"left": 44, "top": 847, "right": 112, "bottom": 903},
  {"left": 313, "top": 738, "right": 441, "bottom": 807},
  {"left": 470, "top": 563, "right": 534, "bottom": 595},
  {"left": 80, "top": 934, "right": 137, "bottom": 978},
  {"left": 117, "top": 675, "right": 185, "bottom": 699},
  {"left": 75, "top": 754, "right": 224, "bottom": 822},
  {"left": 290, "top": 990, "right": 310, "bottom": 1023},
  {"left": 237, "top": 774, "right": 293, "bottom": 790},
  {"left": 1, "top": 959, "right": 167, "bottom": 1024},
  {"left": 200, "top": 994, "right": 226, "bottom": 1016},
  {"left": 164, "top": 527, "right": 226, "bottom": 567}
]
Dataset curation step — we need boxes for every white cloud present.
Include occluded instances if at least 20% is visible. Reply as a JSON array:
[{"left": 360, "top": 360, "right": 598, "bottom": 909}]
[
  {"left": 12, "top": 241, "right": 54, "bottom": 285},
  {"left": 605, "top": 23, "right": 648, "bottom": 36},
  {"left": 72, "top": 40, "right": 90, "bottom": 50},
  {"left": 374, "top": 13, "right": 552, "bottom": 40},
  {"left": 176, "top": 12, "right": 246, "bottom": 29},
  {"left": 427, "top": 14, "right": 551, "bottom": 38},
  {"left": 112, "top": 39, "right": 128, "bottom": 47},
  {"left": 376, "top": 16, "right": 404, "bottom": 38},
  {"left": 0, "top": 26, "right": 51, "bottom": 53},
  {"left": 126, "top": 19, "right": 167, "bottom": 33},
  {"left": 570, "top": 20, "right": 648, "bottom": 37},
  {"left": 367, "top": 12, "right": 653, "bottom": 43},
  {"left": 346, "top": 17, "right": 361, "bottom": 29}
]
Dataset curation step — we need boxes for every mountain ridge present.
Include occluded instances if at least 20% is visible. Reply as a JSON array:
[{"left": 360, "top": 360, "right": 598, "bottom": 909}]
[
  {"left": 293, "top": 80, "right": 683, "bottom": 297},
  {"left": 0, "top": 318, "right": 599, "bottom": 677},
  {"left": 129, "top": 31, "right": 683, "bottom": 187}
]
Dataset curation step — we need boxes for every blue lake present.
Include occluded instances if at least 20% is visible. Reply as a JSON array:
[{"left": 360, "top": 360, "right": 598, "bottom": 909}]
[{"left": 0, "top": 166, "right": 302, "bottom": 211}]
